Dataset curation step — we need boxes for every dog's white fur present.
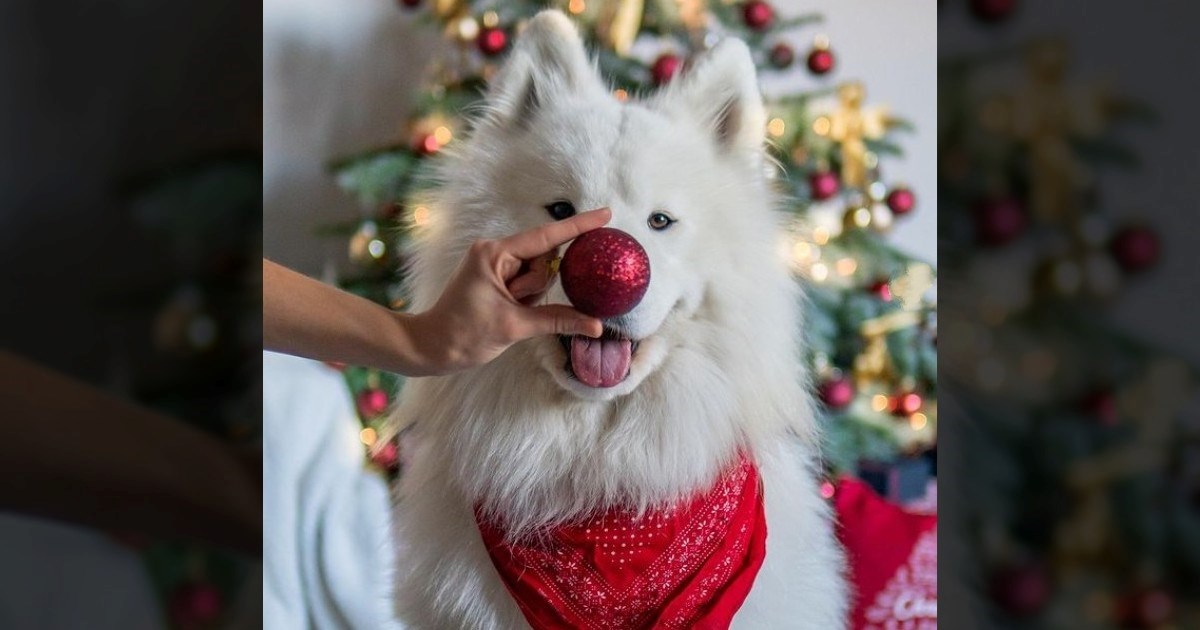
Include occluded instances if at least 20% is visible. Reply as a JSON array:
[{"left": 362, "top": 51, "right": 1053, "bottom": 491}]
[{"left": 390, "top": 11, "right": 847, "bottom": 628}]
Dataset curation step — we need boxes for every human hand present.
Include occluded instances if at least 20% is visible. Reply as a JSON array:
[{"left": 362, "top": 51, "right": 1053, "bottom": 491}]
[{"left": 408, "top": 208, "right": 611, "bottom": 374}]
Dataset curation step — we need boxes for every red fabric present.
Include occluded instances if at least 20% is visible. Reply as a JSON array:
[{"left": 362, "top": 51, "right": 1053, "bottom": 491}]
[
  {"left": 475, "top": 457, "right": 767, "bottom": 630},
  {"left": 834, "top": 476, "right": 937, "bottom": 630}
]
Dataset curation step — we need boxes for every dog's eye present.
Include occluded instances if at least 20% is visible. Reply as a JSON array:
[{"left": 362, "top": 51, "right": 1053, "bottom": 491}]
[
  {"left": 648, "top": 212, "right": 676, "bottom": 231},
  {"left": 544, "top": 201, "right": 577, "bottom": 221}
]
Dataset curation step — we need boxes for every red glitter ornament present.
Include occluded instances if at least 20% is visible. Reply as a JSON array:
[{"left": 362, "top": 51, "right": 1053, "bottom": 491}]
[
  {"left": 809, "top": 170, "right": 840, "bottom": 201},
  {"left": 806, "top": 47, "right": 835, "bottom": 75},
  {"left": 742, "top": 0, "right": 775, "bottom": 31},
  {"left": 818, "top": 376, "right": 855, "bottom": 410},
  {"left": 560, "top": 228, "right": 651, "bottom": 319},
  {"left": 886, "top": 187, "right": 916, "bottom": 216},
  {"left": 1081, "top": 389, "right": 1118, "bottom": 426},
  {"left": 650, "top": 53, "right": 681, "bottom": 85},
  {"left": 356, "top": 388, "right": 389, "bottom": 418},
  {"left": 477, "top": 27, "right": 508, "bottom": 57},
  {"left": 1110, "top": 225, "right": 1160, "bottom": 272}
]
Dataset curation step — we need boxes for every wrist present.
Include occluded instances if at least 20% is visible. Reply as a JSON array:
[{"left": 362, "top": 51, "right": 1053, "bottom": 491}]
[{"left": 396, "top": 310, "right": 454, "bottom": 376}]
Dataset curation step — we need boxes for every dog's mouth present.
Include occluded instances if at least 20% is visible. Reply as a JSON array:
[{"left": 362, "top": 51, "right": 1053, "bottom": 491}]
[{"left": 558, "top": 327, "right": 642, "bottom": 389}]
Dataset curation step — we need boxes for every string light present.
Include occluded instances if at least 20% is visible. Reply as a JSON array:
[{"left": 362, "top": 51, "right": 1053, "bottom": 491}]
[
  {"left": 767, "top": 118, "right": 786, "bottom": 138},
  {"left": 433, "top": 126, "right": 453, "bottom": 145},
  {"left": 613, "top": 89, "right": 629, "bottom": 102},
  {"left": 909, "top": 412, "right": 928, "bottom": 430},
  {"left": 568, "top": 0, "right": 586, "bottom": 14},
  {"left": 413, "top": 206, "right": 431, "bottom": 226},
  {"left": 812, "top": 227, "right": 831, "bottom": 245},
  {"left": 367, "top": 239, "right": 387, "bottom": 259},
  {"left": 835, "top": 257, "right": 857, "bottom": 276},
  {"left": 792, "top": 241, "right": 818, "bottom": 263},
  {"left": 360, "top": 427, "right": 378, "bottom": 446},
  {"left": 871, "top": 394, "right": 890, "bottom": 412},
  {"left": 812, "top": 116, "right": 832, "bottom": 136},
  {"left": 819, "top": 481, "right": 836, "bottom": 499},
  {"left": 810, "top": 262, "right": 829, "bottom": 282},
  {"left": 482, "top": 11, "right": 500, "bottom": 28},
  {"left": 848, "top": 207, "right": 872, "bottom": 228}
]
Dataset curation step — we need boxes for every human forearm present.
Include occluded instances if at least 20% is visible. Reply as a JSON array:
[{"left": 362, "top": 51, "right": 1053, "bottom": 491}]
[{"left": 262, "top": 259, "right": 433, "bottom": 375}]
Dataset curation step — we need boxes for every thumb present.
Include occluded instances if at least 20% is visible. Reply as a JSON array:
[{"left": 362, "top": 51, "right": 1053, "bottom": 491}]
[{"left": 525, "top": 304, "right": 603, "bottom": 338}]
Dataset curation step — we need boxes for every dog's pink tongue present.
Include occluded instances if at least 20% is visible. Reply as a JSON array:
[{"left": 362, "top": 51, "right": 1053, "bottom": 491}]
[{"left": 570, "top": 336, "right": 632, "bottom": 388}]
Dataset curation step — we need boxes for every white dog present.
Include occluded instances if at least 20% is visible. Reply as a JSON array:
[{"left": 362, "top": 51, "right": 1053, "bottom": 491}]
[{"left": 390, "top": 11, "right": 846, "bottom": 629}]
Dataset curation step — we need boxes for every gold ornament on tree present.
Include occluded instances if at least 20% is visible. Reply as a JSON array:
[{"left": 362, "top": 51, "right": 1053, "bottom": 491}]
[
  {"left": 852, "top": 264, "right": 935, "bottom": 386},
  {"left": 813, "top": 82, "right": 892, "bottom": 190}
]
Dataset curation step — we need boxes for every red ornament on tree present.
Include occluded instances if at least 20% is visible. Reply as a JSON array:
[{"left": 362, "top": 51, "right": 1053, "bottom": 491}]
[
  {"left": 414, "top": 133, "right": 440, "bottom": 156},
  {"left": 768, "top": 43, "right": 795, "bottom": 69},
  {"left": 869, "top": 279, "right": 893, "bottom": 302},
  {"left": 356, "top": 388, "right": 389, "bottom": 418},
  {"left": 891, "top": 391, "right": 923, "bottom": 416},
  {"left": 975, "top": 197, "right": 1027, "bottom": 246},
  {"left": 989, "top": 563, "right": 1051, "bottom": 617},
  {"left": 1110, "top": 225, "right": 1160, "bottom": 272},
  {"left": 806, "top": 47, "right": 835, "bottom": 75},
  {"left": 808, "top": 170, "right": 839, "bottom": 201},
  {"left": 477, "top": 27, "right": 508, "bottom": 57},
  {"left": 818, "top": 376, "right": 855, "bottom": 410},
  {"left": 970, "top": 0, "right": 1018, "bottom": 23},
  {"left": 885, "top": 187, "right": 916, "bottom": 216},
  {"left": 742, "top": 0, "right": 775, "bottom": 31},
  {"left": 650, "top": 53, "right": 682, "bottom": 85},
  {"left": 561, "top": 228, "right": 651, "bottom": 319},
  {"left": 371, "top": 440, "right": 400, "bottom": 473},
  {"left": 168, "top": 581, "right": 223, "bottom": 627}
]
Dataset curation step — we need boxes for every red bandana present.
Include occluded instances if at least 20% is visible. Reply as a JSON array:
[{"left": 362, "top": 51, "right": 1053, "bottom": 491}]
[{"left": 475, "top": 457, "right": 767, "bottom": 629}]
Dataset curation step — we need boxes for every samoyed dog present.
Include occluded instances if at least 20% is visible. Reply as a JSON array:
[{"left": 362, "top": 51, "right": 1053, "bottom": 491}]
[{"left": 390, "top": 10, "right": 846, "bottom": 629}]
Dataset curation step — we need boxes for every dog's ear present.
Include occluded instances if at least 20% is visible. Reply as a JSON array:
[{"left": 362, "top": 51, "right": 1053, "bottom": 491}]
[
  {"left": 481, "top": 10, "right": 601, "bottom": 129},
  {"left": 657, "top": 39, "right": 765, "bottom": 158}
]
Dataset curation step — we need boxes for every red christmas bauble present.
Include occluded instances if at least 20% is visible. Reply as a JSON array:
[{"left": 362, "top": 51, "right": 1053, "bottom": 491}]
[
  {"left": 371, "top": 440, "right": 400, "bottom": 473},
  {"left": 808, "top": 171, "right": 840, "bottom": 201},
  {"left": 651, "top": 53, "right": 682, "bottom": 85},
  {"left": 989, "top": 563, "right": 1050, "bottom": 617},
  {"left": 806, "top": 48, "right": 835, "bottom": 75},
  {"left": 769, "top": 43, "right": 795, "bottom": 69},
  {"left": 975, "top": 197, "right": 1027, "bottom": 246},
  {"left": 477, "top": 27, "right": 508, "bottom": 57},
  {"left": 356, "top": 388, "right": 389, "bottom": 418},
  {"left": 561, "top": 228, "right": 651, "bottom": 319},
  {"left": 168, "top": 582, "right": 223, "bottom": 627},
  {"left": 891, "top": 391, "right": 923, "bottom": 416},
  {"left": 742, "top": 0, "right": 775, "bottom": 31},
  {"left": 886, "top": 187, "right": 916, "bottom": 216},
  {"left": 1110, "top": 225, "right": 1160, "bottom": 272},
  {"left": 818, "top": 376, "right": 855, "bottom": 410},
  {"left": 398, "top": 0, "right": 421, "bottom": 8},
  {"left": 970, "top": 0, "right": 1018, "bottom": 23},
  {"left": 869, "top": 279, "right": 893, "bottom": 302}
]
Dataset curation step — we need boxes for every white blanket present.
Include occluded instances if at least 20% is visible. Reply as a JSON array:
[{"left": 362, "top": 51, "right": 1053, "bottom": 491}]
[{"left": 262, "top": 351, "right": 402, "bottom": 629}]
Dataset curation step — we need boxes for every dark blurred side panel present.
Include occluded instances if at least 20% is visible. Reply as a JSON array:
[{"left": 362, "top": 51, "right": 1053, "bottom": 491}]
[
  {"left": 0, "top": 1, "right": 262, "bottom": 628},
  {"left": 940, "top": 1, "right": 1200, "bottom": 628}
]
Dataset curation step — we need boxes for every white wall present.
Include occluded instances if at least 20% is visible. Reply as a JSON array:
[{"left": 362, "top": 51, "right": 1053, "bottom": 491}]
[
  {"left": 262, "top": 0, "right": 938, "bottom": 274},
  {"left": 770, "top": 0, "right": 937, "bottom": 263}
]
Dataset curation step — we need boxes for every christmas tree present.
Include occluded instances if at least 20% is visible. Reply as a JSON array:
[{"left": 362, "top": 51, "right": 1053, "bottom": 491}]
[
  {"left": 327, "top": 0, "right": 937, "bottom": 492},
  {"left": 940, "top": 4, "right": 1200, "bottom": 626}
]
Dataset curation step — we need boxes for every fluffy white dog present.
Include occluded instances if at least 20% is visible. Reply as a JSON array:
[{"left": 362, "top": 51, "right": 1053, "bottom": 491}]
[{"left": 390, "top": 10, "right": 846, "bottom": 629}]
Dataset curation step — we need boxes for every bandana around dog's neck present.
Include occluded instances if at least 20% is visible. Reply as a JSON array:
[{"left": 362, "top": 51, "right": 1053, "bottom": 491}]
[{"left": 474, "top": 456, "right": 767, "bottom": 630}]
